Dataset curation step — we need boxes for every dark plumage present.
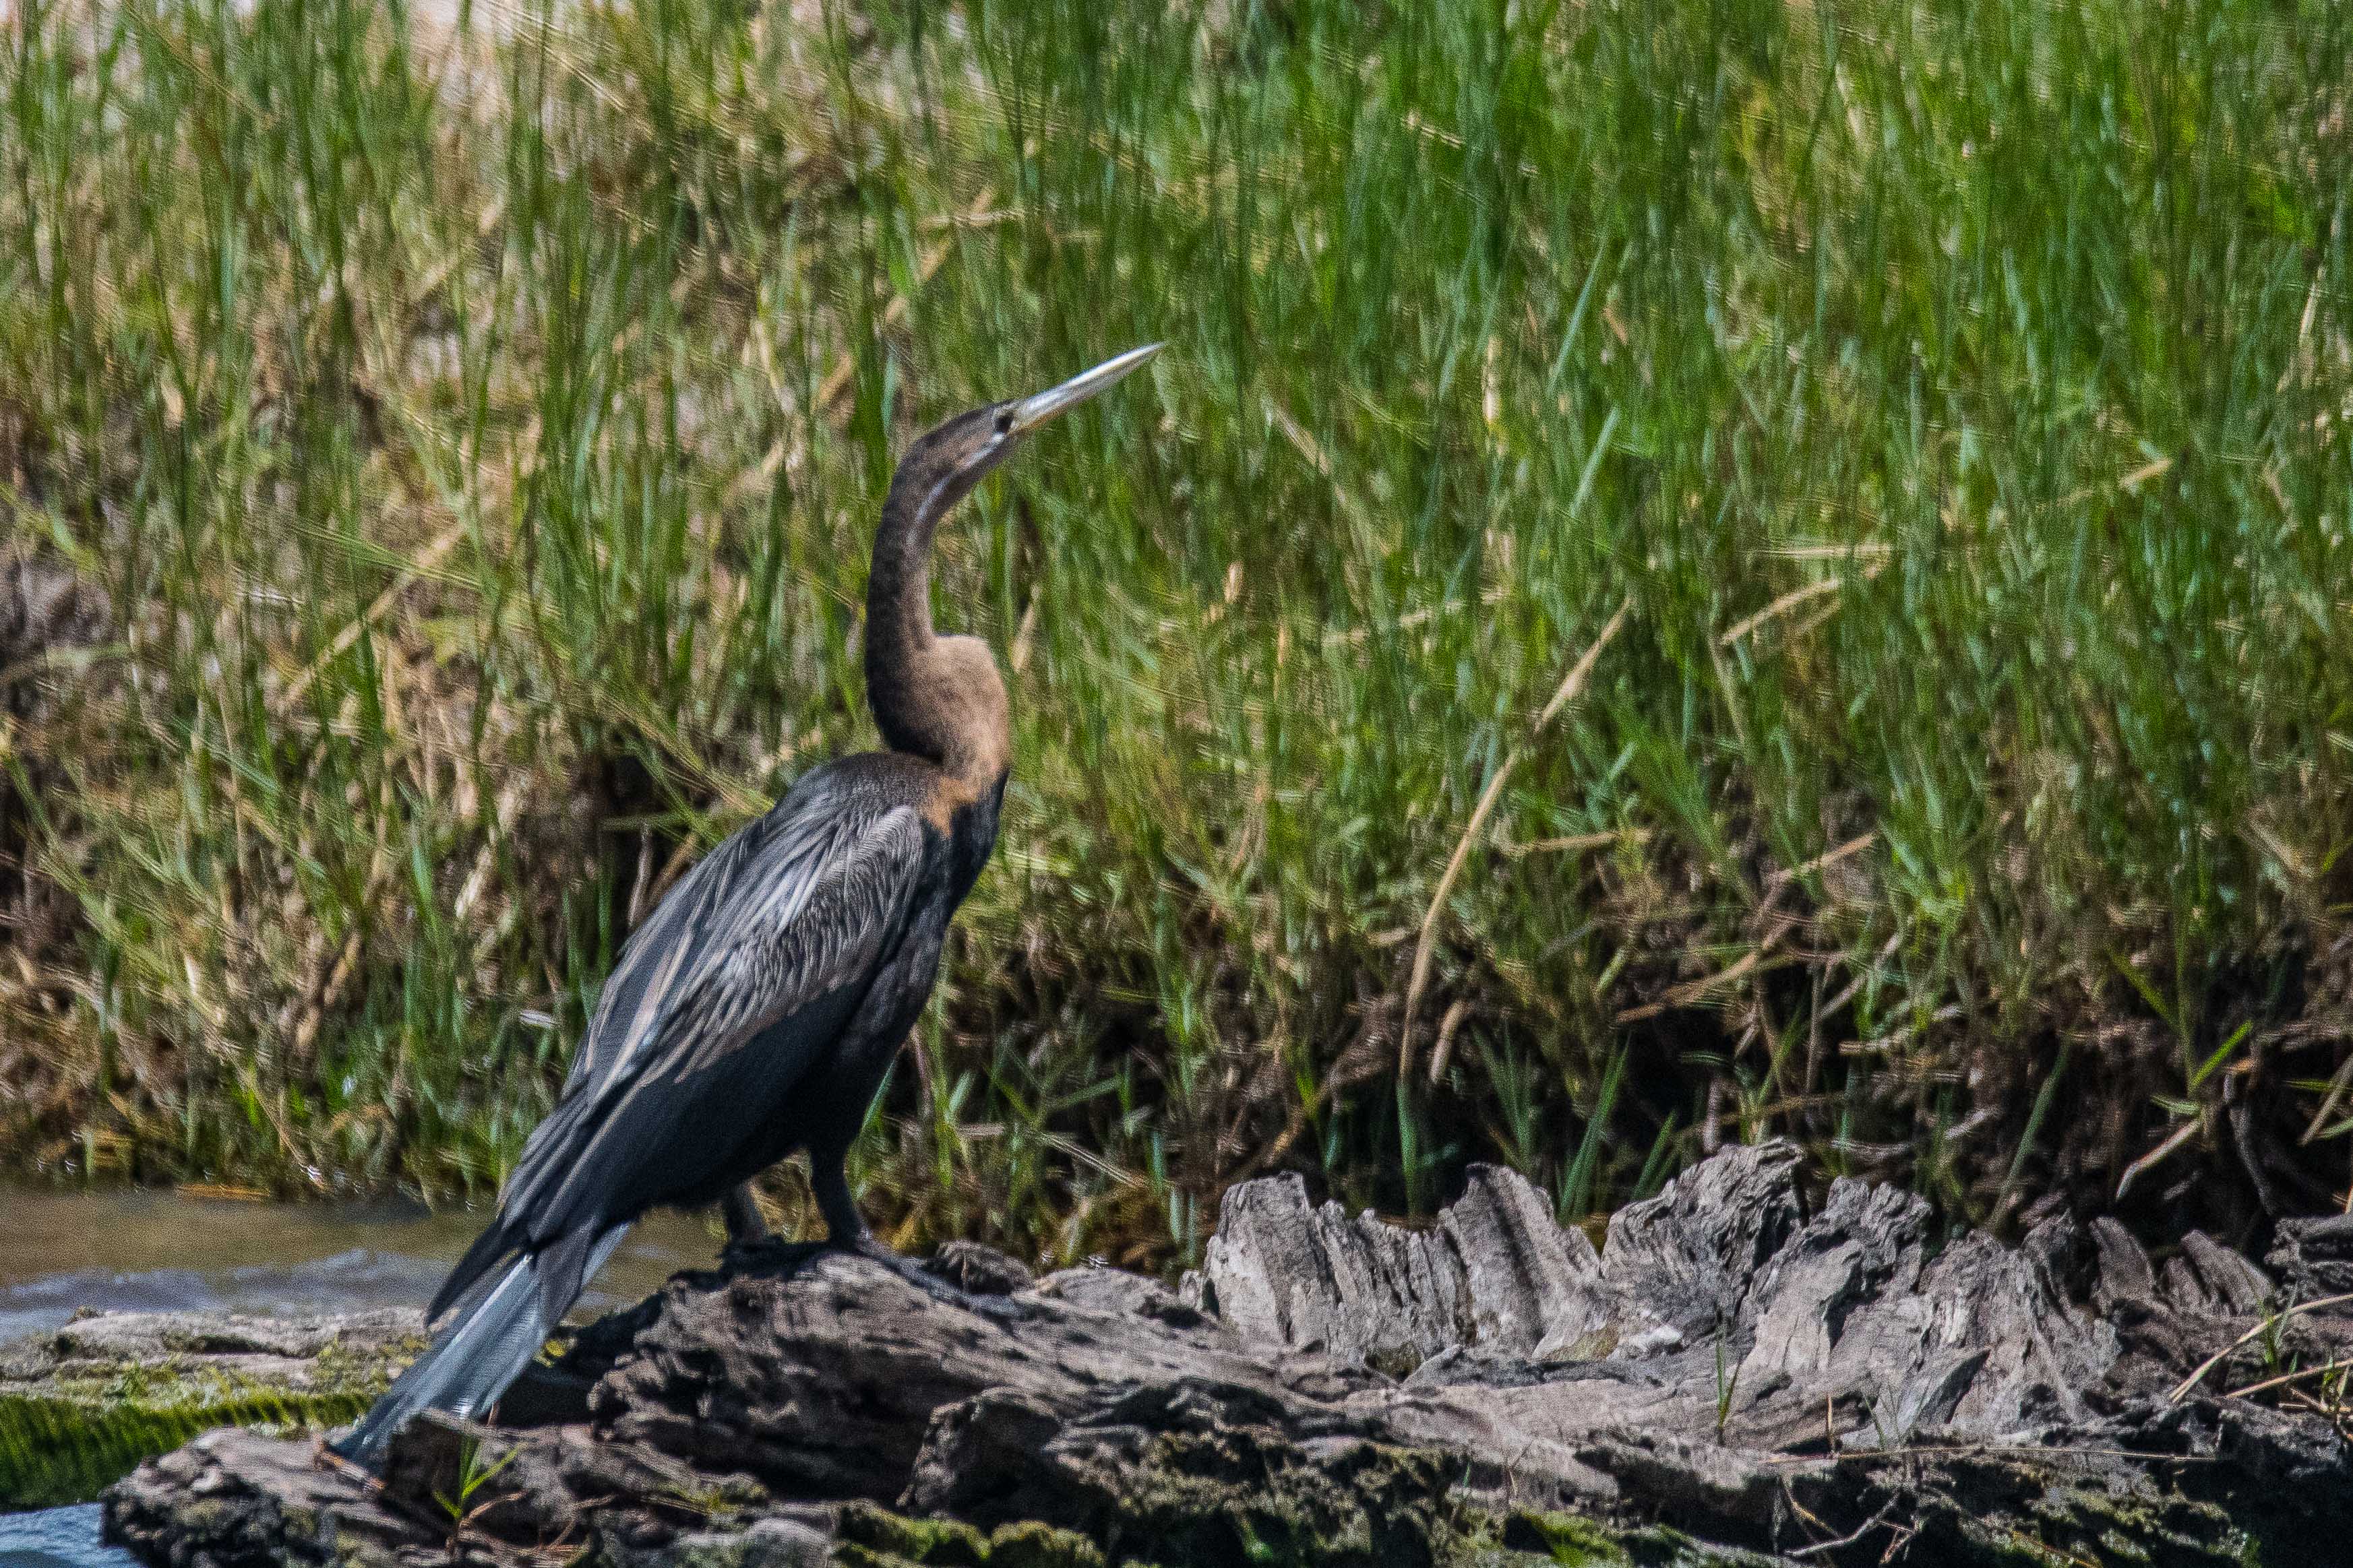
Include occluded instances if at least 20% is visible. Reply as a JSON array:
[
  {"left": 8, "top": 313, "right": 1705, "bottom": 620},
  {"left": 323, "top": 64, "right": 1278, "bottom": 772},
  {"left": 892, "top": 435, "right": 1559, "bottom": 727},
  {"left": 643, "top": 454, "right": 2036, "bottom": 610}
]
[{"left": 334, "top": 345, "right": 1161, "bottom": 1467}]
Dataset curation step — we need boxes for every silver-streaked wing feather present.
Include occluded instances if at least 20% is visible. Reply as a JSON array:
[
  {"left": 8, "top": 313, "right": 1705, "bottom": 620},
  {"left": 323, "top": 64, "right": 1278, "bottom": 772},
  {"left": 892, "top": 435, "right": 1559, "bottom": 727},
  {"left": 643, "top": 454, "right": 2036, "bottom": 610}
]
[
  {"left": 567, "top": 799, "right": 799, "bottom": 1090},
  {"left": 509, "top": 798, "right": 925, "bottom": 1245},
  {"left": 432, "top": 774, "right": 929, "bottom": 1317}
]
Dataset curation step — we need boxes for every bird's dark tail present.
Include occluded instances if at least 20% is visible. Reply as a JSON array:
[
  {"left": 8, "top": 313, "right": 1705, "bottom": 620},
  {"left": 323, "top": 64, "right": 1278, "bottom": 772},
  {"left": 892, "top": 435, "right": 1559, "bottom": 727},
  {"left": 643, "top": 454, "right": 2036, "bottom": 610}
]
[{"left": 331, "top": 1225, "right": 628, "bottom": 1470}]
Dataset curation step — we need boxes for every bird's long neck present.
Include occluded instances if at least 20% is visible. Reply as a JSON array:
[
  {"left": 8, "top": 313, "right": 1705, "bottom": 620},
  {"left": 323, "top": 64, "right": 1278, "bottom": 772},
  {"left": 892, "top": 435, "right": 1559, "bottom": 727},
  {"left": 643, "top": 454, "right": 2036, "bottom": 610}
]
[{"left": 864, "top": 470, "right": 1010, "bottom": 791}]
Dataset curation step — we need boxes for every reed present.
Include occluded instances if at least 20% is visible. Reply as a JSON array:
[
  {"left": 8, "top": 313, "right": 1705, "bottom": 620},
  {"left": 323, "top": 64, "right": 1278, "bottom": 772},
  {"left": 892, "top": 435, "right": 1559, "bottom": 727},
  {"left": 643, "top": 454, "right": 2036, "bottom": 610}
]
[{"left": 3, "top": 0, "right": 2350, "bottom": 1265}]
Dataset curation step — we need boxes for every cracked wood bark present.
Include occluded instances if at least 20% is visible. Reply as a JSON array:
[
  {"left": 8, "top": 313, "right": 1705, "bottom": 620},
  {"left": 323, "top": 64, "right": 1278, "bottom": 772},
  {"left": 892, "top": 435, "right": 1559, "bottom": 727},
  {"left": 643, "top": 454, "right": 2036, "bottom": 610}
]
[{"left": 98, "top": 1142, "right": 2353, "bottom": 1568}]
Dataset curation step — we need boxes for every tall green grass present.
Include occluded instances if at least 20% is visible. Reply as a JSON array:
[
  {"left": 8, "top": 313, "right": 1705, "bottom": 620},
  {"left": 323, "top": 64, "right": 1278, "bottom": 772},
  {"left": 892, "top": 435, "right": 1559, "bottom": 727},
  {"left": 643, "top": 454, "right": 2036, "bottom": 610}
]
[{"left": 2, "top": 0, "right": 2350, "bottom": 1265}]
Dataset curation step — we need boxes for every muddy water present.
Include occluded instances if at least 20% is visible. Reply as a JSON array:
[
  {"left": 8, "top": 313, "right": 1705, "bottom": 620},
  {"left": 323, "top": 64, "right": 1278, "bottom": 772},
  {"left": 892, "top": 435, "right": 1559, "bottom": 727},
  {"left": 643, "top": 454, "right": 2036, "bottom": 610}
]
[{"left": 0, "top": 1186, "right": 725, "bottom": 1343}]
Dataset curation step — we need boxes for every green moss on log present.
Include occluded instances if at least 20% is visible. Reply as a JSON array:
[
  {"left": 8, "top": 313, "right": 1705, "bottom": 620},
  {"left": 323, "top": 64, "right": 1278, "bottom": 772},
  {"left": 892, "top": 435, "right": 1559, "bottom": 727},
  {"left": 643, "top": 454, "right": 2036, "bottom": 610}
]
[
  {"left": 829, "top": 1497, "right": 1798, "bottom": 1568},
  {"left": 1492, "top": 1510, "right": 1794, "bottom": 1568},
  {"left": 834, "top": 1503, "right": 1108, "bottom": 1568},
  {"left": 0, "top": 1386, "right": 373, "bottom": 1509}
]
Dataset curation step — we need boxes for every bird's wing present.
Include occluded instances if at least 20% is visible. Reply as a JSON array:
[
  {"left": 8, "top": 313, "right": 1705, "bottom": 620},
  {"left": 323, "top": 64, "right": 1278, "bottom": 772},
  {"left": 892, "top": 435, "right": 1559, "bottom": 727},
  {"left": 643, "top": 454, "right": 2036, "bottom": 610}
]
[
  {"left": 559, "top": 800, "right": 793, "bottom": 1096},
  {"left": 433, "top": 776, "right": 929, "bottom": 1317}
]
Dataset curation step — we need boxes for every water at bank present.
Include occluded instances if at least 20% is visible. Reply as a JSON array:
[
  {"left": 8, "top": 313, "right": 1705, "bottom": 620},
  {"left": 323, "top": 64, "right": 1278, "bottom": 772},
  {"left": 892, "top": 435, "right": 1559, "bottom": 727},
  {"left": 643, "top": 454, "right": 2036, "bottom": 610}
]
[
  {"left": 0, "top": 1505, "right": 133, "bottom": 1568},
  {"left": 0, "top": 1504, "right": 132, "bottom": 1561},
  {"left": 1, "top": 1186, "right": 723, "bottom": 1343}
]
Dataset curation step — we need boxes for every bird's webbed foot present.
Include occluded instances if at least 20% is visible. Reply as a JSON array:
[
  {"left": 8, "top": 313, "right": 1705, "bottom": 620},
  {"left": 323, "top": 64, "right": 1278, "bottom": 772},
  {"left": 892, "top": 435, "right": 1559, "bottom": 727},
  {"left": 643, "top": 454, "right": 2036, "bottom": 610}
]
[{"left": 826, "top": 1232, "right": 1028, "bottom": 1321}]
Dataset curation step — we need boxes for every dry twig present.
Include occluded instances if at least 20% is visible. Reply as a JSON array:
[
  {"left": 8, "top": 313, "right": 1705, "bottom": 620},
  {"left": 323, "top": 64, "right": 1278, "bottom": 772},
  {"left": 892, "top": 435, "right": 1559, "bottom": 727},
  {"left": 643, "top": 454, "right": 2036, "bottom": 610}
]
[{"left": 1397, "top": 596, "right": 1630, "bottom": 1082}]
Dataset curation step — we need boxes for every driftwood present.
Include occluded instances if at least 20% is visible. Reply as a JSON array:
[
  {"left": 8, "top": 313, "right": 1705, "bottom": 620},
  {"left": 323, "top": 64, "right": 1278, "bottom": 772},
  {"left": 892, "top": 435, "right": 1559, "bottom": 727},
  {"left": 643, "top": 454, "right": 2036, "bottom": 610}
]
[{"left": 102, "top": 1143, "right": 2353, "bottom": 1567}]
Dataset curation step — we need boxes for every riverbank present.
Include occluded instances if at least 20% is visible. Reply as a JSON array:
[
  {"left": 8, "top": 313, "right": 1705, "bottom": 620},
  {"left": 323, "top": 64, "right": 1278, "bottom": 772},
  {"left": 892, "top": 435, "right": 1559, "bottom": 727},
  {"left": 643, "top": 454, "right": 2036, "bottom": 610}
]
[
  {"left": 0, "top": 1189, "right": 723, "bottom": 1344},
  {"left": 0, "top": 1197, "right": 725, "bottom": 1508},
  {"left": 0, "top": 1311, "right": 417, "bottom": 1511},
  {"left": 82, "top": 1143, "right": 2353, "bottom": 1567}
]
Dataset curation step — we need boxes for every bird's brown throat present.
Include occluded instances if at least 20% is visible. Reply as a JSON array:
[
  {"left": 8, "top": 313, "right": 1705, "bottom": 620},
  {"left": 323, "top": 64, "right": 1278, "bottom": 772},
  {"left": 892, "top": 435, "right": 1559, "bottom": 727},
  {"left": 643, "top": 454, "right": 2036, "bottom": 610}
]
[{"left": 864, "top": 465, "right": 1012, "bottom": 805}]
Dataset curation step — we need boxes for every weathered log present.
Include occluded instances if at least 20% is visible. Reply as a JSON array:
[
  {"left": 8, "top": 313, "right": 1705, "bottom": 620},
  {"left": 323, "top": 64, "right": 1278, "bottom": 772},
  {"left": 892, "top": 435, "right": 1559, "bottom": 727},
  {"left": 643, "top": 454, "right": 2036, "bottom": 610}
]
[{"left": 98, "top": 1144, "right": 2353, "bottom": 1567}]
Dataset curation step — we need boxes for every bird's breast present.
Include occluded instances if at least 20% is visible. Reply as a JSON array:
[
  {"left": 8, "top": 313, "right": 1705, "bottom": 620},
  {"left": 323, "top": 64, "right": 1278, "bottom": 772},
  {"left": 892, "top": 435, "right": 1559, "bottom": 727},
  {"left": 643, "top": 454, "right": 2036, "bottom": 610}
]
[
  {"left": 943, "top": 774, "right": 1006, "bottom": 902},
  {"left": 917, "top": 767, "right": 1006, "bottom": 906}
]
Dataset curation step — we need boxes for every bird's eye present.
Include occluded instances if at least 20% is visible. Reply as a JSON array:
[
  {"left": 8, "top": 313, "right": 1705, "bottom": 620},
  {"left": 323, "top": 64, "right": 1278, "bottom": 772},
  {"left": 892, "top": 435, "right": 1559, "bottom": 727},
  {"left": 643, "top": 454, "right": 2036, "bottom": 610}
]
[{"left": 994, "top": 409, "right": 1015, "bottom": 435}]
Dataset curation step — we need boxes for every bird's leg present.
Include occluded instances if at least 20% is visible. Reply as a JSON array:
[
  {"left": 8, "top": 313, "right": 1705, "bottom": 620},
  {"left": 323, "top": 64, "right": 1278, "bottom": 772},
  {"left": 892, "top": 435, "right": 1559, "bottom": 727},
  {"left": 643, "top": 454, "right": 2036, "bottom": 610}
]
[
  {"left": 809, "top": 1150, "right": 870, "bottom": 1252},
  {"left": 719, "top": 1183, "right": 769, "bottom": 1247},
  {"left": 809, "top": 1148, "right": 1018, "bottom": 1317}
]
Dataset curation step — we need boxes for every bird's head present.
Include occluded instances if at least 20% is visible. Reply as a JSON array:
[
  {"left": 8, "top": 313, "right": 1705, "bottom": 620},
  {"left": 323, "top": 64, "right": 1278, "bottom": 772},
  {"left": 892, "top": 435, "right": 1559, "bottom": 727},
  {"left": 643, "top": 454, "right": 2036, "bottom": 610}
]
[
  {"left": 865, "top": 343, "right": 1163, "bottom": 780},
  {"left": 889, "top": 342, "right": 1163, "bottom": 520}
]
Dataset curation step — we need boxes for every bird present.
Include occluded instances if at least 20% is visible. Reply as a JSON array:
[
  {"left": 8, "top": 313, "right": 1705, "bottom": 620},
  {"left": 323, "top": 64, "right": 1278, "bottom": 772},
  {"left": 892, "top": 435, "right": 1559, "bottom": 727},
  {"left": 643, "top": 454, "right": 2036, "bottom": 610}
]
[{"left": 332, "top": 343, "right": 1163, "bottom": 1468}]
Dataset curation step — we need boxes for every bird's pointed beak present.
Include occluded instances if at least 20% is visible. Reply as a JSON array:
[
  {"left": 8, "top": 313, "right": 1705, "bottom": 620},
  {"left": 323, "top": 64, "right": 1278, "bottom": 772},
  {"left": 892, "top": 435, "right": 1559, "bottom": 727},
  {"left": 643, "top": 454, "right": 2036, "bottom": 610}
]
[{"left": 1007, "top": 343, "right": 1163, "bottom": 437}]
